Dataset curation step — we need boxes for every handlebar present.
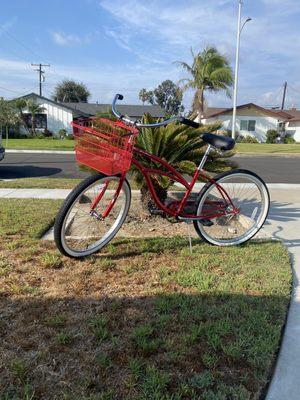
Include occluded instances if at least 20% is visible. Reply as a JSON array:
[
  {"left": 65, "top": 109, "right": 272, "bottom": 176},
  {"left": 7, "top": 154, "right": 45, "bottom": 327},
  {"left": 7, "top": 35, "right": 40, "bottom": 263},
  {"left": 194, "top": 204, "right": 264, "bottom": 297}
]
[{"left": 112, "top": 94, "right": 200, "bottom": 129}]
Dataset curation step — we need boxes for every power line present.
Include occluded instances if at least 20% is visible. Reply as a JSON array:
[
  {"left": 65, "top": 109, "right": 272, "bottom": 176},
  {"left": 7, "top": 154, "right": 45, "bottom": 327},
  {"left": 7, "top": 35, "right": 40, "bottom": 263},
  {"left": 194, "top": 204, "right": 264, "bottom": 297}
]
[
  {"left": 0, "top": 25, "right": 41, "bottom": 60},
  {"left": 0, "top": 85, "right": 27, "bottom": 95}
]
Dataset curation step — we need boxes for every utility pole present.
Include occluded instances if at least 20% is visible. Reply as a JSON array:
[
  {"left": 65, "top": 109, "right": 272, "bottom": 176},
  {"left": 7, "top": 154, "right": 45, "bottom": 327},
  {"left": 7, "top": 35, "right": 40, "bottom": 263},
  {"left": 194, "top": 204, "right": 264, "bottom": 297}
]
[
  {"left": 232, "top": 0, "right": 252, "bottom": 140},
  {"left": 281, "top": 82, "right": 287, "bottom": 110},
  {"left": 31, "top": 63, "right": 50, "bottom": 96}
]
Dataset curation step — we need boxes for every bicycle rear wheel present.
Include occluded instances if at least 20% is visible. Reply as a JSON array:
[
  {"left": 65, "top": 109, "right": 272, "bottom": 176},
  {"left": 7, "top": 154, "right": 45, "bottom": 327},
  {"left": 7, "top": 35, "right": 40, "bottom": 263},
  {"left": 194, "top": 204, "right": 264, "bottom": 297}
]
[
  {"left": 194, "top": 169, "right": 269, "bottom": 246},
  {"left": 54, "top": 173, "right": 131, "bottom": 258}
]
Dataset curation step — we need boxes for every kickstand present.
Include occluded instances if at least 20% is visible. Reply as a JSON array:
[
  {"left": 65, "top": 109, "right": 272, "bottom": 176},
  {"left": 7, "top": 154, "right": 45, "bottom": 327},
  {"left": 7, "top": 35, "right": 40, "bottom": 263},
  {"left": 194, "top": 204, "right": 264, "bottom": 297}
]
[{"left": 186, "top": 222, "right": 193, "bottom": 255}]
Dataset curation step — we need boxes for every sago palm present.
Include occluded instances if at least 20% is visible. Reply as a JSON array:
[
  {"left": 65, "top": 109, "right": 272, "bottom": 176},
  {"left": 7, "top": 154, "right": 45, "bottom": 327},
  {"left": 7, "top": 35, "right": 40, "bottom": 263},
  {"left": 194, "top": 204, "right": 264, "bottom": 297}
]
[
  {"left": 132, "top": 114, "right": 221, "bottom": 212},
  {"left": 175, "top": 46, "right": 233, "bottom": 119}
]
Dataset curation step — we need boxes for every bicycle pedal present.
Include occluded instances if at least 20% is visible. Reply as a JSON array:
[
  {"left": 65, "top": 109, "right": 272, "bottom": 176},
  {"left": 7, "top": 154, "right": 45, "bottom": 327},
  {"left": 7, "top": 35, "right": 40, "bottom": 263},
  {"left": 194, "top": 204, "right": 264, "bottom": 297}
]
[{"left": 199, "top": 219, "right": 214, "bottom": 227}]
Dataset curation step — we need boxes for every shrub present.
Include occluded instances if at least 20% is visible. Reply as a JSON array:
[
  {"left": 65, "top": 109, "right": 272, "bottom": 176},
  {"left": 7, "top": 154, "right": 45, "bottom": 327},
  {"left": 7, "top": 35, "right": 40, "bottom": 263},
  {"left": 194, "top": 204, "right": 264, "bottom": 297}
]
[
  {"left": 58, "top": 129, "right": 67, "bottom": 139},
  {"left": 43, "top": 128, "right": 53, "bottom": 137},
  {"left": 216, "top": 129, "right": 232, "bottom": 138},
  {"left": 235, "top": 134, "right": 244, "bottom": 143},
  {"left": 241, "top": 135, "right": 259, "bottom": 144},
  {"left": 284, "top": 135, "right": 296, "bottom": 144},
  {"left": 266, "top": 129, "right": 279, "bottom": 143},
  {"left": 6, "top": 127, "right": 25, "bottom": 139}
]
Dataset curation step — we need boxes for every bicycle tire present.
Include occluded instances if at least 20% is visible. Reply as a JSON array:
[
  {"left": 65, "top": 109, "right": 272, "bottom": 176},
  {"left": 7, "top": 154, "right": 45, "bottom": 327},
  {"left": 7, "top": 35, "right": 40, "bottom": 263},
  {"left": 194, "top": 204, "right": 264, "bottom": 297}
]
[
  {"left": 54, "top": 173, "right": 131, "bottom": 258},
  {"left": 193, "top": 169, "right": 270, "bottom": 246}
]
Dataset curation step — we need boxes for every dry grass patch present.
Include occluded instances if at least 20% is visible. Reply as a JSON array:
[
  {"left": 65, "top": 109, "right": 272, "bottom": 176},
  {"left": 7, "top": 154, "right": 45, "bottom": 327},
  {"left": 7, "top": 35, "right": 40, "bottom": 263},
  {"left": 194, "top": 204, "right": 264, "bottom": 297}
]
[{"left": 0, "top": 199, "right": 292, "bottom": 400}]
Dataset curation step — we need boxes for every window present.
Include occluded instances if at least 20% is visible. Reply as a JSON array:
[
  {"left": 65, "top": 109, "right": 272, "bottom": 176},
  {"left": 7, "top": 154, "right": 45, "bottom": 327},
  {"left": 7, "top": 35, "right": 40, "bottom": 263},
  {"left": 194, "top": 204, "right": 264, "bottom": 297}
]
[
  {"left": 240, "top": 120, "right": 256, "bottom": 131},
  {"left": 24, "top": 113, "right": 47, "bottom": 129}
]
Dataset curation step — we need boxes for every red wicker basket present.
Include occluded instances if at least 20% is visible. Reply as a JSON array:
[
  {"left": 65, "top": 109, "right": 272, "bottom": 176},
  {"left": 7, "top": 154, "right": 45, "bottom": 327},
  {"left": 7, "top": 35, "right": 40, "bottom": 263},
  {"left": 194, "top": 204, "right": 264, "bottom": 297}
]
[{"left": 72, "top": 118, "right": 138, "bottom": 175}]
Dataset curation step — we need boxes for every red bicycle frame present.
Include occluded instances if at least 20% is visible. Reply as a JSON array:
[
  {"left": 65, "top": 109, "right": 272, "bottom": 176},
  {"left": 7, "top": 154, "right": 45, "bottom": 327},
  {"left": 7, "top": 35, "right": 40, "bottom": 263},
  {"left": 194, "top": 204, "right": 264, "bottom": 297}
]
[{"left": 91, "top": 145, "right": 238, "bottom": 221}]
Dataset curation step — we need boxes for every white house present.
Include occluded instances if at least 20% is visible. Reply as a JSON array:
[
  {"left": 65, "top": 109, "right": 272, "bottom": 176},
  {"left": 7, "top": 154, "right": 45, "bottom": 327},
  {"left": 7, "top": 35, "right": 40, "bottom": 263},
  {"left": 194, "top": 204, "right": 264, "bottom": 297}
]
[
  {"left": 14, "top": 93, "right": 165, "bottom": 135},
  {"left": 201, "top": 103, "right": 300, "bottom": 142}
]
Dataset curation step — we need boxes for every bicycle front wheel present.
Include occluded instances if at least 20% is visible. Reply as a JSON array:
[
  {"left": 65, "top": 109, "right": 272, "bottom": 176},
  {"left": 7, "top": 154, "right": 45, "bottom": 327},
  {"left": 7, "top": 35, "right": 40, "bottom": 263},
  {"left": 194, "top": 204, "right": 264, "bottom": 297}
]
[
  {"left": 54, "top": 173, "right": 131, "bottom": 258},
  {"left": 194, "top": 169, "right": 270, "bottom": 246}
]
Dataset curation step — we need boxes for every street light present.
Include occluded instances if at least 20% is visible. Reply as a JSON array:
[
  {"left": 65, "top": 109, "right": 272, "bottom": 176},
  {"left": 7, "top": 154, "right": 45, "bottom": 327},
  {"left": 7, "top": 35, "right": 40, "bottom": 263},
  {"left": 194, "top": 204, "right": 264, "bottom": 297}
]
[{"left": 232, "top": 0, "right": 252, "bottom": 140}]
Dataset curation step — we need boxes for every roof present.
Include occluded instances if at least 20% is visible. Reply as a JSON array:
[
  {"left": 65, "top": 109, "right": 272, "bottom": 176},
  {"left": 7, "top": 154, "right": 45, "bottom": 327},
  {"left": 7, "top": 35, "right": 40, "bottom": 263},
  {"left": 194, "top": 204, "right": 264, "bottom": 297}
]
[
  {"left": 13, "top": 93, "right": 88, "bottom": 116},
  {"left": 204, "top": 103, "right": 290, "bottom": 120},
  {"left": 64, "top": 102, "right": 165, "bottom": 118},
  {"left": 281, "top": 108, "right": 300, "bottom": 122},
  {"left": 204, "top": 103, "right": 300, "bottom": 122},
  {"left": 203, "top": 107, "right": 228, "bottom": 118},
  {"left": 13, "top": 93, "right": 165, "bottom": 119}
]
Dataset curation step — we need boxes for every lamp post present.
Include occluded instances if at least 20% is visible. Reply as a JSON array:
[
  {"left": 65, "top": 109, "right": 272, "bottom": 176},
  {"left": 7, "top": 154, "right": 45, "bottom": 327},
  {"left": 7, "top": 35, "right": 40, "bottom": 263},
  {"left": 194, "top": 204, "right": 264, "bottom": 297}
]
[{"left": 232, "top": 0, "right": 252, "bottom": 140}]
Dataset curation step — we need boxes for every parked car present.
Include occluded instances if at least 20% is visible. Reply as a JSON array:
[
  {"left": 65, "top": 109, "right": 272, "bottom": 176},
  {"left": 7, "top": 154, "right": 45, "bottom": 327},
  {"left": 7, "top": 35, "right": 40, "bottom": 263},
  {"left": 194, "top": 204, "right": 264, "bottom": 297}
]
[{"left": 0, "top": 135, "right": 5, "bottom": 161}]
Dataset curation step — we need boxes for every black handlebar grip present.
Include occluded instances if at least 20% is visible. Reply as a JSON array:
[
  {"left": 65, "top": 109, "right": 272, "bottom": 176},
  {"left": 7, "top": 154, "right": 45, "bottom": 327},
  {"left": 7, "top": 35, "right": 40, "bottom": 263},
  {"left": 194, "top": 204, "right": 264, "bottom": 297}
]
[
  {"left": 117, "top": 94, "right": 124, "bottom": 100},
  {"left": 180, "top": 117, "right": 200, "bottom": 128}
]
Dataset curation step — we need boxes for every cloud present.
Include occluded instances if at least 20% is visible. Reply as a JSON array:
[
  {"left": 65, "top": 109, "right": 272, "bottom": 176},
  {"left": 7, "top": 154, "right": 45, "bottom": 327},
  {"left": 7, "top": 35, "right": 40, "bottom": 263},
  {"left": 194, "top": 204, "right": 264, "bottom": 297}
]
[
  {"left": 98, "top": 0, "right": 300, "bottom": 108},
  {"left": 100, "top": 0, "right": 235, "bottom": 59},
  {"left": 1, "top": 1, "right": 300, "bottom": 109},
  {"left": 51, "top": 31, "right": 90, "bottom": 46}
]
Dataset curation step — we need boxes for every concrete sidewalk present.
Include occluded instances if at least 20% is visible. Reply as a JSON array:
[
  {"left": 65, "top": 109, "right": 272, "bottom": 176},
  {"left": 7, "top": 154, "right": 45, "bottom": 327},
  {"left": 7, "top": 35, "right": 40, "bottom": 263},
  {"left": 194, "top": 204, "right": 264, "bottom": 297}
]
[
  {"left": 263, "top": 188, "right": 300, "bottom": 400},
  {"left": 1, "top": 184, "right": 300, "bottom": 199},
  {"left": 0, "top": 188, "right": 72, "bottom": 199},
  {"left": 0, "top": 185, "right": 299, "bottom": 398}
]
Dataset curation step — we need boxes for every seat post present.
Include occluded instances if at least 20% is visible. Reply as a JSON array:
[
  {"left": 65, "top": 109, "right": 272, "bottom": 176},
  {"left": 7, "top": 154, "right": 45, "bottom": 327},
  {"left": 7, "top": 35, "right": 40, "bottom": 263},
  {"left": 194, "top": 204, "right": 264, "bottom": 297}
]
[{"left": 198, "top": 145, "right": 212, "bottom": 170}]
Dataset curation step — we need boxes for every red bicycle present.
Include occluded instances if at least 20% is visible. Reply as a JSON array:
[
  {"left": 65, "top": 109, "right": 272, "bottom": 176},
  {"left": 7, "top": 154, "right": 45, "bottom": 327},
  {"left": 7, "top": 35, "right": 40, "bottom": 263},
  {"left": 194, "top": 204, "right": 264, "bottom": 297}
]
[{"left": 54, "top": 94, "right": 270, "bottom": 258}]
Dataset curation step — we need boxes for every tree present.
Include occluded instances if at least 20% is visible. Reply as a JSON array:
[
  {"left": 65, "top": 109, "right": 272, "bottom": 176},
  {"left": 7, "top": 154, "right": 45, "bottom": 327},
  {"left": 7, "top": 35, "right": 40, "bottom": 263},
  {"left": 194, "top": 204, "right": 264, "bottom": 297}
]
[
  {"left": 139, "top": 80, "right": 184, "bottom": 116},
  {"left": 53, "top": 80, "right": 91, "bottom": 103},
  {"left": 26, "top": 100, "right": 46, "bottom": 136},
  {"left": 175, "top": 46, "right": 233, "bottom": 120},
  {"left": 13, "top": 98, "right": 30, "bottom": 133},
  {"left": 132, "top": 114, "right": 223, "bottom": 213},
  {"left": 0, "top": 98, "right": 20, "bottom": 144},
  {"left": 139, "top": 88, "right": 153, "bottom": 106}
]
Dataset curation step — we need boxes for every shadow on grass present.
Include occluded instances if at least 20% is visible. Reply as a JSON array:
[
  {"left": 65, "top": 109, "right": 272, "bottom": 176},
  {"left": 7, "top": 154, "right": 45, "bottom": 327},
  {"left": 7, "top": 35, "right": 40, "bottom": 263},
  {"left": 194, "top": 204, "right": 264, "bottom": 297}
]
[
  {"left": 0, "top": 291, "right": 289, "bottom": 400},
  {"left": 101, "top": 235, "right": 275, "bottom": 261},
  {"left": 102, "top": 236, "right": 202, "bottom": 260}
]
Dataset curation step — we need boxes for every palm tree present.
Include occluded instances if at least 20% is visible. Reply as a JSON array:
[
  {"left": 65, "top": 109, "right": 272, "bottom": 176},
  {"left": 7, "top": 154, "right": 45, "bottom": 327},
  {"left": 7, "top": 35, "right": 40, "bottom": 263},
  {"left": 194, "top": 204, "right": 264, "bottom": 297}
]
[
  {"left": 13, "top": 98, "right": 30, "bottom": 133},
  {"left": 132, "top": 114, "right": 222, "bottom": 213},
  {"left": 175, "top": 46, "right": 233, "bottom": 120},
  {"left": 26, "top": 100, "right": 46, "bottom": 136}
]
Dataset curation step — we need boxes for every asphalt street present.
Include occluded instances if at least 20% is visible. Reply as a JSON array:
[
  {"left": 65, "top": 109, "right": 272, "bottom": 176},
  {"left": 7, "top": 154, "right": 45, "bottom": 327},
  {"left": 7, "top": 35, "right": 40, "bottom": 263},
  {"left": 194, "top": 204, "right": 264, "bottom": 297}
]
[{"left": 0, "top": 152, "right": 299, "bottom": 183}]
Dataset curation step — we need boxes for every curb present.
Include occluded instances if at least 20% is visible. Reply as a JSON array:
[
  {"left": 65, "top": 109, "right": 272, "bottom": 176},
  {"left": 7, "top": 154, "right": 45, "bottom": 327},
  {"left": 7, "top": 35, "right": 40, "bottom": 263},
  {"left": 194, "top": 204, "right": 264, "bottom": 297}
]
[
  {"left": 234, "top": 153, "right": 300, "bottom": 158},
  {"left": 5, "top": 149, "right": 75, "bottom": 154},
  {"left": 5, "top": 149, "right": 300, "bottom": 158}
]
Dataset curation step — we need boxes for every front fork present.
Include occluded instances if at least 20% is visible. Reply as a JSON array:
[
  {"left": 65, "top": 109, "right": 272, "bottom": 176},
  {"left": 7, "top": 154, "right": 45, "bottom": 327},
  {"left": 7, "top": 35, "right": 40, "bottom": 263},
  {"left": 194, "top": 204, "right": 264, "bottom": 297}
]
[{"left": 90, "top": 173, "right": 126, "bottom": 219}]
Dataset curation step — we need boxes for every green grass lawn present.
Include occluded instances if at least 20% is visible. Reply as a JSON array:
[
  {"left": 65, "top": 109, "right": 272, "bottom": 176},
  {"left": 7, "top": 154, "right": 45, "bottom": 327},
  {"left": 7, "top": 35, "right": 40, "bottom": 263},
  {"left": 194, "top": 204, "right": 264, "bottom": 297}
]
[
  {"left": 0, "top": 178, "right": 82, "bottom": 189},
  {"left": 236, "top": 143, "right": 300, "bottom": 154},
  {"left": 4, "top": 138, "right": 300, "bottom": 155},
  {"left": 5, "top": 138, "right": 75, "bottom": 151},
  {"left": 0, "top": 199, "right": 291, "bottom": 400}
]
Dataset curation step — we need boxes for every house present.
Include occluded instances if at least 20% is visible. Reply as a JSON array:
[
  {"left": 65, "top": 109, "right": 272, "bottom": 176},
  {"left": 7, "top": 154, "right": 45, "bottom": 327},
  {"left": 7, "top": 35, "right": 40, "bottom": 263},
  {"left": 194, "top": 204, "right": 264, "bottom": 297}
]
[
  {"left": 13, "top": 93, "right": 165, "bottom": 135},
  {"left": 201, "top": 103, "right": 300, "bottom": 142}
]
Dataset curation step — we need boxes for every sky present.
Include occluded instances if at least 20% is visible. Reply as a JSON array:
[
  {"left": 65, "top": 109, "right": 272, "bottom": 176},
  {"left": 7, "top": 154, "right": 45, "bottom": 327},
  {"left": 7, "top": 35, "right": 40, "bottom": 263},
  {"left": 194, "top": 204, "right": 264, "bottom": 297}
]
[{"left": 0, "top": 0, "right": 300, "bottom": 111}]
